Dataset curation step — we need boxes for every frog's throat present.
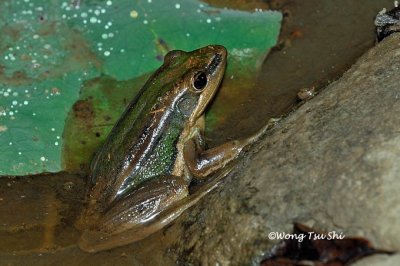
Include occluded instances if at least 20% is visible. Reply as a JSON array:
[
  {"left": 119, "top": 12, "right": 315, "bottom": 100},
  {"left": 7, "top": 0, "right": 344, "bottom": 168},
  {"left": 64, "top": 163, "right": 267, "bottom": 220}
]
[
  {"left": 194, "top": 115, "right": 205, "bottom": 131},
  {"left": 189, "top": 79, "right": 223, "bottom": 126}
]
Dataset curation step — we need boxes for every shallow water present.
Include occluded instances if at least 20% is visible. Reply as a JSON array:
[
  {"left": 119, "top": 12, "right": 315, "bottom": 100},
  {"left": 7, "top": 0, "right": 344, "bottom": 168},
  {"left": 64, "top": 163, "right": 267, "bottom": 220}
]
[{"left": 0, "top": 0, "right": 395, "bottom": 264}]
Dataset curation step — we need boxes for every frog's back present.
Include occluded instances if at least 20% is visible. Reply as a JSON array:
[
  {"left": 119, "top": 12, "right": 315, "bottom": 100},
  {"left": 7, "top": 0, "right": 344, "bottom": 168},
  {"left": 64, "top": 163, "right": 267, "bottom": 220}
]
[{"left": 89, "top": 76, "right": 186, "bottom": 203}]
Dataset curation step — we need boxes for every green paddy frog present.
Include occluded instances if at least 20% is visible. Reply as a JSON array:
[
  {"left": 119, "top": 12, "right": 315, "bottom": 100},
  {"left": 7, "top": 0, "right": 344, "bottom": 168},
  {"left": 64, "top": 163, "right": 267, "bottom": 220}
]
[{"left": 78, "top": 45, "right": 268, "bottom": 252}]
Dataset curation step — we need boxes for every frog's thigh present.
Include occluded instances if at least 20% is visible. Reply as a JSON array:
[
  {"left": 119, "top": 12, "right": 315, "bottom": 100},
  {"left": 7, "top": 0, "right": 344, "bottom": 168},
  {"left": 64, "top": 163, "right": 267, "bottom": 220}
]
[
  {"left": 79, "top": 175, "right": 189, "bottom": 252},
  {"left": 184, "top": 137, "right": 251, "bottom": 178},
  {"left": 99, "top": 175, "right": 189, "bottom": 232}
]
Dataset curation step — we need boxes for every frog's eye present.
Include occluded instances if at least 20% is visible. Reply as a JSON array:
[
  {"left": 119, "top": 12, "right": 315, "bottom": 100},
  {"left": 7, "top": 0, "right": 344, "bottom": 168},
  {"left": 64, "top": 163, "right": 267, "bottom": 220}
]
[
  {"left": 192, "top": 71, "right": 208, "bottom": 91},
  {"left": 164, "top": 50, "right": 185, "bottom": 64}
]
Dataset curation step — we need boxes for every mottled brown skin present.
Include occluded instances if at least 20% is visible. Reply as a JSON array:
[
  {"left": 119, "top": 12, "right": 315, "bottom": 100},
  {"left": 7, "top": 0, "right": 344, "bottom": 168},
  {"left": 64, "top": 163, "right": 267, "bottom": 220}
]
[{"left": 78, "top": 45, "right": 268, "bottom": 253}]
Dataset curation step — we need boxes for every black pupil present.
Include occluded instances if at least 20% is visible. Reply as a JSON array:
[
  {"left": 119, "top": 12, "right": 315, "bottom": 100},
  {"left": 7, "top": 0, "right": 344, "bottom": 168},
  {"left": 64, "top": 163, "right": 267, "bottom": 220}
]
[{"left": 193, "top": 72, "right": 207, "bottom": 90}]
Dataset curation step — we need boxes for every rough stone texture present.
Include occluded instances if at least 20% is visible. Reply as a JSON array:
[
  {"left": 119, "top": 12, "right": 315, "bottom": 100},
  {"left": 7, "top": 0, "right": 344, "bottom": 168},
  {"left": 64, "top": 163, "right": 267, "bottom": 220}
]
[
  {"left": 353, "top": 254, "right": 400, "bottom": 266},
  {"left": 167, "top": 34, "right": 400, "bottom": 264}
]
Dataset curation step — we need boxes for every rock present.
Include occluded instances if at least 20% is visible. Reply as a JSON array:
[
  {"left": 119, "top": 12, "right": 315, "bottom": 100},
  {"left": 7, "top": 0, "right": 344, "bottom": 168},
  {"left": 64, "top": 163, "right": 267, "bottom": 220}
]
[
  {"left": 168, "top": 33, "right": 400, "bottom": 264},
  {"left": 353, "top": 254, "right": 400, "bottom": 266}
]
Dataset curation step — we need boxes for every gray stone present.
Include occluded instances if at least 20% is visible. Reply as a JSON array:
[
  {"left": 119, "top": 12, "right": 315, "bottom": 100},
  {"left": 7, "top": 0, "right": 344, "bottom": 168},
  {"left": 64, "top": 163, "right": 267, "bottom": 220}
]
[{"left": 353, "top": 254, "right": 400, "bottom": 266}]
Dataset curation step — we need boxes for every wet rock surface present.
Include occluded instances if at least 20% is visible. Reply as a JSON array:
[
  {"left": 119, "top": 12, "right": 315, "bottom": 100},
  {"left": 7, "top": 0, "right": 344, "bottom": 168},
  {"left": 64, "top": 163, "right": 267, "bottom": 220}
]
[{"left": 169, "top": 34, "right": 400, "bottom": 264}]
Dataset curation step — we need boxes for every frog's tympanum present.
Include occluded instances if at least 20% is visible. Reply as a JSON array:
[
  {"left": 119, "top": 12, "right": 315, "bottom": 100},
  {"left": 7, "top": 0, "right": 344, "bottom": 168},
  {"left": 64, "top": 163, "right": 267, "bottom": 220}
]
[{"left": 78, "top": 45, "right": 267, "bottom": 252}]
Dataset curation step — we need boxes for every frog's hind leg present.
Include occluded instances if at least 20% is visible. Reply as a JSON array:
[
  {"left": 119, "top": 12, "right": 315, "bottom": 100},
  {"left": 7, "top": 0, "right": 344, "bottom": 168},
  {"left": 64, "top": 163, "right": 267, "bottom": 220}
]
[{"left": 79, "top": 175, "right": 188, "bottom": 253}]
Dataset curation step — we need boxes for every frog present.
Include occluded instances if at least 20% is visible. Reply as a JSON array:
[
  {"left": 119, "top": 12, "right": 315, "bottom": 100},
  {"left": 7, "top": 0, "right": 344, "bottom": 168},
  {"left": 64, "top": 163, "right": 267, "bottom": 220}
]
[{"left": 78, "top": 45, "right": 269, "bottom": 252}]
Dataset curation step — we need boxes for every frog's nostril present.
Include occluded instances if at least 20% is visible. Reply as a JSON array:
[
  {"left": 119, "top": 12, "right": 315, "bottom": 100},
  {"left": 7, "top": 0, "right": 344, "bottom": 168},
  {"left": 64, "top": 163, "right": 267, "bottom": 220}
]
[{"left": 207, "top": 54, "right": 222, "bottom": 74}]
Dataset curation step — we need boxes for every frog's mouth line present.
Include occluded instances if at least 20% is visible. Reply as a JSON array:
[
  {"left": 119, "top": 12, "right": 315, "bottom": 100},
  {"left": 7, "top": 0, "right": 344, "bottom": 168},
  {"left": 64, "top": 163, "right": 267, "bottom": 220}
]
[{"left": 207, "top": 54, "right": 223, "bottom": 75}]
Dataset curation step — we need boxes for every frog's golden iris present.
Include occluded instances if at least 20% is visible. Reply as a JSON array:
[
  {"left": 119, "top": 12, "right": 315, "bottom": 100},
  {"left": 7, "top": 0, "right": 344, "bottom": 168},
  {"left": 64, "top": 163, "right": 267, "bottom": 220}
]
[{"left": 78, "top": 45, "right": 267, "bottom": 252}]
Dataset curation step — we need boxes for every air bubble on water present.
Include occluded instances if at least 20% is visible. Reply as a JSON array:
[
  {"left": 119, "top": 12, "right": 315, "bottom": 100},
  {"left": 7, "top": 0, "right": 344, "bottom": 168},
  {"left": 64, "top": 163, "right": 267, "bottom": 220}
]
[{"left": 130, "top": 10, "right": 138, "bottom": 18}]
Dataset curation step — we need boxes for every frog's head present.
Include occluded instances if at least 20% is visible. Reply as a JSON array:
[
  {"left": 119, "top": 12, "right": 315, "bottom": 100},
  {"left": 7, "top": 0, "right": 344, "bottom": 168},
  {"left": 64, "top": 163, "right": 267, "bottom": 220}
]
[{"left": 157, "top": 45, "right": 227, "bottom": 125}]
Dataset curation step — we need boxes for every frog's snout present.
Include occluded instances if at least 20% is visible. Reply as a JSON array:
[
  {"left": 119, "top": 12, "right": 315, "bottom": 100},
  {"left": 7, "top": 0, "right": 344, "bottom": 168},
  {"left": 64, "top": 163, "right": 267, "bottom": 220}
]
[
  {"left": 206, "top": 45, "right": 227, "bottom": 75},
  {"left": 208, "top": 53, "right": 223, "bottom": 75},
  {"left": 209, "top": 45, "right": 227, "bottom": 58}
]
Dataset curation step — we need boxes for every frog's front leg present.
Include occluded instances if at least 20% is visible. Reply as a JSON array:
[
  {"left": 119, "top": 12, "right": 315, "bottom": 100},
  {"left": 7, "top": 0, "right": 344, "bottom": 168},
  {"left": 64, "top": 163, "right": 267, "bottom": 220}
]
[{"left": 184, "top": 123, "right": 270, "bottom": 178}]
